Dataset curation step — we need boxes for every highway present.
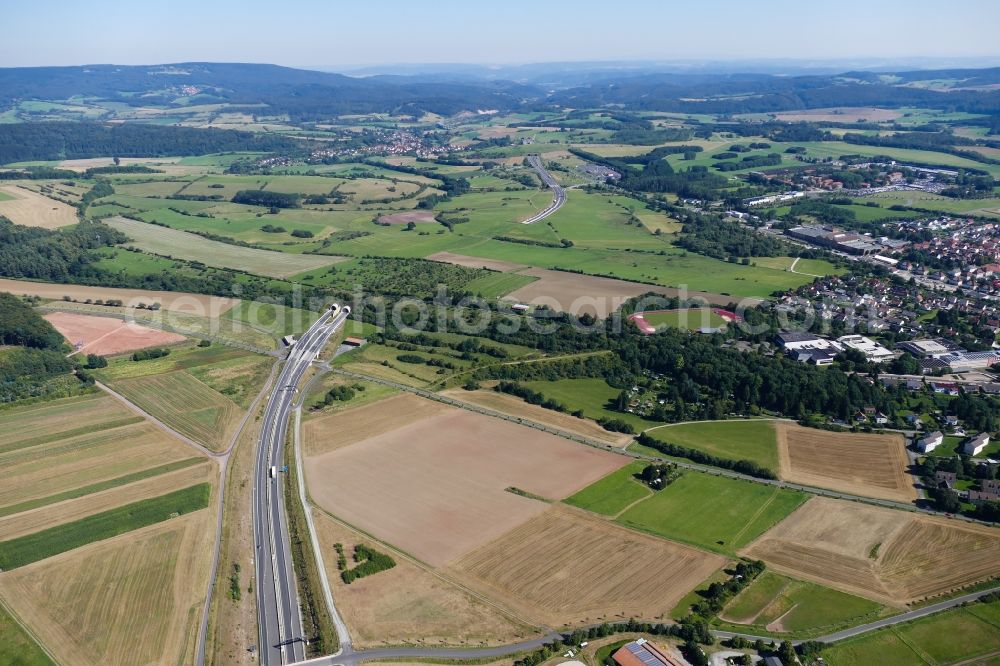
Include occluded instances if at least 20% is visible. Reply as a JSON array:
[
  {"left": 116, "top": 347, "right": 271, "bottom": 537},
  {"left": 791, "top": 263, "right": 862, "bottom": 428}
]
[
  {"left": 253, "top": 305, "right": 351, "bottom": 665},
  {"left": 522, "top": 155, "right": 566, "bottom": 224}
]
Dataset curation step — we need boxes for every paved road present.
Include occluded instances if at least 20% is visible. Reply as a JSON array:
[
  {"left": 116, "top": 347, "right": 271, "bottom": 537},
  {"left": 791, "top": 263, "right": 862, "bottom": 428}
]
[
  {"left": 254, "top": 306, "right": 351, "bottom": 665},
  {"left": 522, "top": 155, "right": 566, "bottom": 224}
]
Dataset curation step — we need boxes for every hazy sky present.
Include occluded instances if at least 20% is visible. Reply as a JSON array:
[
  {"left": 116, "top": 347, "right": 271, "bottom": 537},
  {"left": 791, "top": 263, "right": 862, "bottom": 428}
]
[{"left": 2, "top": 0, "right": 999, "bottom": 69}]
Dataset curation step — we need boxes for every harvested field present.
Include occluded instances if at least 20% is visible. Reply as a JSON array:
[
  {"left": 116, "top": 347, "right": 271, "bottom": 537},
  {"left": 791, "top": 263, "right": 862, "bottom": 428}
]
[
  {"left": 302, "top": 393, "right": 452, "bottom": 457},
  {"left": 426, "top": 251, "right": 527, "bottom": 273},
  {"left": 304, "top": 399, "right": 628, "bottom": 566},
  {"left": 106, "top": 216, "right": 343, "bottom": 279},
  {"left": 0, "top": 422, "right": 197, "bottom": 510},
  {"left": 776, "top": 423, "right": 917, "bottom": 502},
  {"left": 450, "top": 505, "right": 726, "bottom": 627},
  {"left": 0, "top": 462, "right": 211, "bottom": 540},
  {"left": 439, "top": 388, "right": 632, "bottom": 447},
  {"left": 0, "top": 393, "right": 130, "bottom": 453},
  {"left": 312, "top": 513, "right": 533, "bottom": 649},
  {"left": 56, "top": 157, "right": 182, "bottom": 171},
  {"left": 43, "top": 311, "right": 186, "bottom": 356},
  {"left": 503, "top": 268, "right": 753, "bottom": 318},
  {"left": 743, "top": 497, "right": 1000, "bottom": 606},
  {"left": 773, "top": 107, "right": 900, "bottom": 123},
  {"left": 377, "top": 210, "right": 437, "bottom": 225},
  {"left": 0, "top": 509, "right": 213, "bottom": 666},
  {"left": 0, "top": 185, "right": 77, "bottom": 229},
  {"left": 110, "top": 371, "right": 242, "bottom": 451},
  {"left": 0, "top": 277, "right": 237, "bottom": 315}
]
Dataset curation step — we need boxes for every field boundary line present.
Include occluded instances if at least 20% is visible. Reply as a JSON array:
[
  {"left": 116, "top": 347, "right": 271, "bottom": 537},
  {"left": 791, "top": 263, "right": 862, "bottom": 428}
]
[
  {"left": 730, "top": 488, "right": 781, "bottom": 548},
  {"left": 0, "top": 593, "right": 60, "bottom": 665},
  {"left": 892, "top": 626, "right": 936, "bottom": 665}
]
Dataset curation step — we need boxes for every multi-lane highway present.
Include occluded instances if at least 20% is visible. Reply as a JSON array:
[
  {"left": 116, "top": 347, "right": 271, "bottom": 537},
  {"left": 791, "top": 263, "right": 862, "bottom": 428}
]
[
  {"left": 522, "top": 155, "right": 566, "bottom": 224},
  {"left": 253, "top": 305, "right": 350, "bottom": 665}
]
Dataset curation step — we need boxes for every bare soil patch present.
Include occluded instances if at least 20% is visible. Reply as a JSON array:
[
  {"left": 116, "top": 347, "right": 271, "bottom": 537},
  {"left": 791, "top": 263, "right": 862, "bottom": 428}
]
[
  {"left": 312, "top": 513, "right": 534, "bottom": 649},
  {"left": 440, "top": 388, "right": 631, "bottom": 447},
  {"left": 0, "top": 277, "right": 238, "bottom": 315},
  {"left": 43, "top": 311, "right": 186, "bottom": 356},
  {"left": 504, "top": 268, "right": 751, "bottom": 319},
  {"left": 304, "top": 399, "right": 628, "bottom": 566},
  {"left": 0, "top": 185, "right": 78, "bottom": 229},
  {"left": 302, "top": 393, "right": 452, "bottom": 457},
  {"left": 377, "top": 211, "right": 437, "bottom": 225},
  {"left": 773, "top": 107, "right": 900, "bottom": 123},
  {"left": 450, "top": 505, "right": 726, "bottom": 627},
  {"left": 426, "top": 251, "right": 527, "bottom": 272},
  {"left": 776, "top": 423, "right": 917, "bottom": 502},
  {"left": 0, "top": 508, "right": 214, "bottom": 666},
  {"left": 743, "top": 497, "right": 1000, "bottom": 606}
]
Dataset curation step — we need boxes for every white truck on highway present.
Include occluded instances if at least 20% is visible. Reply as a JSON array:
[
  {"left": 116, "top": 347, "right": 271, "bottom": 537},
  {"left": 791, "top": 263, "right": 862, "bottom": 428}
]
[{"left": 269, "top": 466, "right": 277, "bottom": 479}]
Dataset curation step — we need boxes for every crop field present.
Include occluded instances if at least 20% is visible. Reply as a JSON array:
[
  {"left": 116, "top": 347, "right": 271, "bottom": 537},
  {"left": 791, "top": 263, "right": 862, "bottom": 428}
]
[
  {"left": 0, "top": 462, "right": 211, "bottom": 541},
  {"left": 450, "top": 505, "right": 726, "bottom": 627},
  {"left": 718, "top": 570, "right": 887, "bottom": 635},
  {"left": 186, "top": 353, "right": 273, "bottom": 408},
  {"left": 425, "top": 251, "right": 526, "bottom": 272},
  {"left": 0, "top": 185, "right": 78, "bottom": 229},
  {"left": 110, "top": 371, "right": 243, "bottom": 451},
  {"left": 775, "top": 423, "right": 916, "bottom": 502},
  {"left": 438, "top": 387, "right": 632, "bottom": 446},
  {"left": 0, "top": 422, "right": 200, "bottom": 512},
  {"left": 822, "top": 598, "right": 1000, "bottom": 666},
  {"left": 743, "top": 497, "right": 1000, "bottom": 606},
  {"left": 0, "top": 277, "right": 238, "bottom": 315},
  {"left": 43, "top": 311, "right": 186, "bottom": 356},
  {"left": 564, "top": 462, "right": 653, "bottom": 516},
  {"left": 303, "top": 396, "right": 628, "bottom": 566},
  {"left": 106, "top": 216, "right": 343, "bottom": 278},
  {"left": 772, "top": 107, "right": 901, "bottom": 123},
  {"left": 616, "top": 471, "right": 807, "bottom": 555},
  {"left": 0, "top": 508, "right": 215, "bottom": 666},
  {"left": 643, "top": 420, "right": 780, "bottom": 472},
  {"left": 312, "top": 513, "right": 531, "bottom": 649}
]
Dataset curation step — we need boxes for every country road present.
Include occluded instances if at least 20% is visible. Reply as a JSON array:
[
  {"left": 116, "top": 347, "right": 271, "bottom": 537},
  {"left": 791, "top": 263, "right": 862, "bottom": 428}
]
[
  {"left": 521, "top": 155, "right": 566, "bottom": 224},
  {"left": 253, "top": 305, "right": 351, "bottom": 665}
]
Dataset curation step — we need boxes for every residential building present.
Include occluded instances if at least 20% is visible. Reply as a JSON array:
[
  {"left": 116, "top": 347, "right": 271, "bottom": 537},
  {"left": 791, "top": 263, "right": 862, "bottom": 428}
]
[
  {"left": 918, "top": 431, "right": 944, "bottom": 453},
  {"left": 964, "top": 433, "right": 991, "bottom": 456}
]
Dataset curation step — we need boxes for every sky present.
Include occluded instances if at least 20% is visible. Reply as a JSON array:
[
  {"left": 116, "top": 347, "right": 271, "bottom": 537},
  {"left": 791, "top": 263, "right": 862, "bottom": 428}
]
[{"left": 2, "top": 0, "right": 999, "bottom": 70}]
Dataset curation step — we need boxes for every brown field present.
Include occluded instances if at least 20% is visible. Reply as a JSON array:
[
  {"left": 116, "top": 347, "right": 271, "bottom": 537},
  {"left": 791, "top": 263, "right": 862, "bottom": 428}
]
[
  {"left": 0, "top": 421, "right": 198, "bottom": 510},
  {"left": 56, "top": 156, "right": 182, "bottom": 171},
  {"left": 776, "top": 423, "right": 917, "bottom": 502},
  {"left": 0, "top": 508, "right": 214, "bottom": 666},
  {"left": 0, "top": 277, "right": 238, "bottom": 315},
  {"left": 302, "top": 393, "right": 452, "bottom": 457},
  {"left": 304, "top": 398, "right": 628, "bottom": 566},
  {"left": 504, "top": 268, "right": 753, "bottom": 318},
  {"left": 773, "top": 107, "right": 900, "bottom": 123},
  {"left": 440, "top": 387, "right": 632, "bottom": 447},
  {"left": 450, "top": 505, "right": 726, "bottom": 627},
  {"left": 377, "top": 210, "right": 437, "bottom": 225},
  {"left": 313, "top": 513, "right": 534, "bottom": 649},
  {"left": 0, "top": 185, "right": 78, "bottom": 229},
  {"left": 426, "top": 251, "right": 526, "bottom": 272},
  {"left": 0, "top": 461, "right": 211, "bottom": 540},
  {"left": 743, "top": 497, "right": 1000, "bottom": 606},
  {"left": 43, "top": 311, "right": 186, "bottom": 356}
]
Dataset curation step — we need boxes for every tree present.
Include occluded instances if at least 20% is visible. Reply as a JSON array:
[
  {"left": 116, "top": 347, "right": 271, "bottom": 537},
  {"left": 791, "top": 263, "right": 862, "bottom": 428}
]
[{"left": 84, "top": 353, "right": 107, "bottom": 369}]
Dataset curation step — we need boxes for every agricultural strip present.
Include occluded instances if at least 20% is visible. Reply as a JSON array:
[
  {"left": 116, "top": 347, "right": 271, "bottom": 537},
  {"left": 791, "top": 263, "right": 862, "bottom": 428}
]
[
  {"left": 564, "top": 462, "right": 652, "bottom": 516},
  {"left": 0, "top": 277, "right": 238, "bottom": 315},
  {"left": 0, "top": 483, "right": 210, "bottom": 569},
  {"left": 106, "top": 216, "right": 343, "bottom": 278},
  {"left": 0, "top": 185, "right": 78, "bottom": 229}
]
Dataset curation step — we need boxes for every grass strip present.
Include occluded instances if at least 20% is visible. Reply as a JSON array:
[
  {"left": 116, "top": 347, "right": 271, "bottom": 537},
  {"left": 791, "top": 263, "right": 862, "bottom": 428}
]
[
  {"left": 0, "top": 416, "right": 144, "bottom": 455},
  {"left": 0, "top": 457, "right": 204, "bottom": 518},
  {"left": 0, "top": 482, "right": 210, "bottom": 569}
]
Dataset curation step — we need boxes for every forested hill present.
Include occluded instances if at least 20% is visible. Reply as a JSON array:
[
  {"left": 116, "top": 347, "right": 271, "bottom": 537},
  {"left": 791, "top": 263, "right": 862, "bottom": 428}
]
[
  {"left": 0, "top": 122, "right": 299, "bottom": 163},
  {"left": 0, "top": 63, "right": 540, "bottom": 119}
]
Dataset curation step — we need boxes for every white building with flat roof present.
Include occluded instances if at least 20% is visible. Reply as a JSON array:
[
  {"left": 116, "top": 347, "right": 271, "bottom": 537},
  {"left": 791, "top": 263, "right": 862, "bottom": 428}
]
[{"left": 838, "top": 334, "right": 895, "bottom": 363}]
